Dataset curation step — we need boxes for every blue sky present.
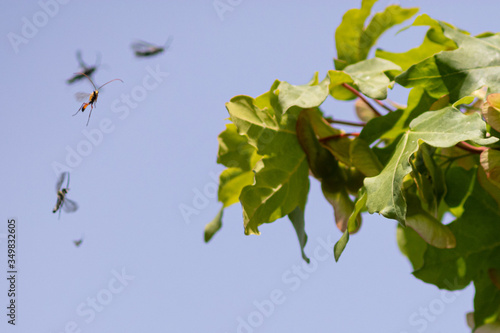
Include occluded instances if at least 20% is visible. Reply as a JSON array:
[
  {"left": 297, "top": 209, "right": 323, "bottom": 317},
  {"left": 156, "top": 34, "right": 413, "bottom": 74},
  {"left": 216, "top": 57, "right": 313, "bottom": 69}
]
[{"left": 1, "top": 1, "right": 499, "bottom": 332}]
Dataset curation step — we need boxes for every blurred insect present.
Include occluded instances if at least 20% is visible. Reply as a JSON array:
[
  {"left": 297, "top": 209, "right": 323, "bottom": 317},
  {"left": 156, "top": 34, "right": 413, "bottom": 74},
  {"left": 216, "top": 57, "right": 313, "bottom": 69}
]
[
  {"left": 73, "top": 72, "right": 123, "bottom": 126},
  {"left": 131, "top": 36, "right": 173, "bottom": 57},
  {"left": 67, "top": 51, "right": 101, "bottom": 84},
  {"left": 53, "top": 172, "right": 78, "bottom": 218},
  {"left": 73, "top": 237, "right": 84, "bottom": 247}
]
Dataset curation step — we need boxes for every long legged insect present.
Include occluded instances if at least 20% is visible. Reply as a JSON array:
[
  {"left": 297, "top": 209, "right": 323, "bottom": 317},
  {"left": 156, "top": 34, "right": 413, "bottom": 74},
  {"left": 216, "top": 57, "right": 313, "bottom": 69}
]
[
  {"left": 73, "top": 72, "right": 123, "bottom": 126},
  {"left": 131, "top": 36, "right": 173, "bottom": 57},
  {"left": 53, "top": 172, "right": 78, "bottom": 219},
  {"left": 67, "top": 51, "right": 101, "bottom": 84}
]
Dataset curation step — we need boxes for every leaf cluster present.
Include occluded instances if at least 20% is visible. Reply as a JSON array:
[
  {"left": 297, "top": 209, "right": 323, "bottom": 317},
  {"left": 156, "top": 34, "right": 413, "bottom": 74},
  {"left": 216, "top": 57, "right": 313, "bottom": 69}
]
[{"left": 205, "top": 1, "right": 500, "bottom": 329}]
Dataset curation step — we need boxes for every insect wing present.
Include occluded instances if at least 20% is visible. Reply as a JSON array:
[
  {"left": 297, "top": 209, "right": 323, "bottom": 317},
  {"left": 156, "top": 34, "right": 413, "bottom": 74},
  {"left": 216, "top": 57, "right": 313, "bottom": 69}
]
[
  {"left": 75, "top": 92, "right": 90, "bottom": 102},
  {"left": 131, "top": 40, "right": 155, "bottom": 52},
  {"left": 163, "top": 35, "right": 174, "bottom": 50},
  {"left": 55, "top": 172, "right": 68, "bottom": 192},
  {"left": 62, "top": 198, "right": 79, "bottom": 213}
]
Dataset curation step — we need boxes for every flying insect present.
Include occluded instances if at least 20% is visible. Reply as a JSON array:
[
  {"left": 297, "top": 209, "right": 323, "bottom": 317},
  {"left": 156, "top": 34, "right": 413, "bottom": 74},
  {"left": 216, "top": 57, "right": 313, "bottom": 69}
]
[
  {"left": 73, "top": 237, "right": 84, "bottom": 247},
  {"left": 67, "top": 51, "right": 101, "bottom": 84},
  {"left": 131, "top": 36, "right": 173, "bottom": 57},
  {"left": 73, "top": 72, "right": 123, "bottom": 126},
  {"left": 53, "top": 172, "right": 78, "bottom": 218}
]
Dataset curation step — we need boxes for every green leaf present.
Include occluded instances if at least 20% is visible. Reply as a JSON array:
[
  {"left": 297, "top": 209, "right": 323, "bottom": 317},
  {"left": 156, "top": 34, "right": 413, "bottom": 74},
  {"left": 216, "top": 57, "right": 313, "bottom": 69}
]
[
  {"left": 205, "top": 207, "right": 223, "bottom": 243},
  {"left": 350, "top": 137, "right": 383, "bottom": 177},
  {"left": 343, "top": 58, "right": 401, "bottom": 100},
  {"left": 444, "top": 167, "right": 475, "bottom": 217},
  {"left": 334, "top": 188, "right": 367, "bottom": 262},
  {"left": 365, "top": 107, "right": 498, "bottom": 224},
  {"left": 358, "top": 88, "right": 437, "bottom": 145},
  {"left": 405, "top": 194, "right": 456, "bottom": 249},
  {"left": 397, "top": 224, "right": 427, "bottom": 270},
  {"left": 240, "top": 154, "right": 309, "bottom": 235},
  {"left": 288, "top": 206, "right": 310, "bottom": 263},
  {"left": 334, "top": 230, "right": 349, "bottom": 262},
  {"left": 208, "top": 124, "right": 263, "bottom": 241},
  {"left": 474, "top": 255, "right": 500, "bottom": 329},
  {"left": 334, "top": 1, "right": 417, "bottom": 70},
  {"left": 359, "top": 109, "right": 404, "bottom": 144},
  {"left": 296, "top": 108, "right": 341, "bottom": 179},
  {"left": 359, "top": 5, "right": 419, "bottom": 61},
  {"left": 226, "top": 88, "right": 313, "bottom": 235},
  {"left": 217, "top": 123, "right": 261, "bottom": 170},
  {"left": 397, "top": 21, "right": 500, "bottom": 102},
  {"left": 413, "top": 181, "right": 500, "bottom": 290},
  {"left": 376, "top": 14, "right": 455, "bottom": 71},
  {"left": 218, "top": 168, "right": 255, "bottom": 208},
  {"left": 274, "top": 75, "right": 330, "bottom": 114},
  {"left": 334, "top": 0, "right": 377, "bottom": 70},
  {"left": 328, "top": 70, "right": 356, "bottom": 100}
]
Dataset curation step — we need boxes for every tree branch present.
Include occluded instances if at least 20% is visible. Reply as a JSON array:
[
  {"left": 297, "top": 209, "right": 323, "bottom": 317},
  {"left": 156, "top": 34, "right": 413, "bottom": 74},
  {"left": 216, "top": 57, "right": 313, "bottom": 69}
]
[{"left": 319, "top": 132, "right": 360, "bottom": 142}]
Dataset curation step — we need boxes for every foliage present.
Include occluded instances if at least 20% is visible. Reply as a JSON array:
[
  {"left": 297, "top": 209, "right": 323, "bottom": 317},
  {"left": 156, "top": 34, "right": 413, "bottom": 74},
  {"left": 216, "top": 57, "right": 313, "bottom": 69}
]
[{"left": 204, "top": 1, "right": 500, "bottom": 330}]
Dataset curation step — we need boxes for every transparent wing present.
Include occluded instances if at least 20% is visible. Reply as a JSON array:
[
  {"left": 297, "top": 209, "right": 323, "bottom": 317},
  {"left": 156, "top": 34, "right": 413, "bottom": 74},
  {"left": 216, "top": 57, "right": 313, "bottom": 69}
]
[
  {"left": 75, "top": 92, "right": 90, "bottom": 101},
  {"left": 55, "top": 172, "right": 67, "bottom": 192},
  {"left": 131, "top": 40, "right": 157, "bottom": 51},
  {"left": 62, "top": 199, "right": 79, "bottom": 213},
  {"left": 163, "top": 35, "right": 174, "bottom": 50}
]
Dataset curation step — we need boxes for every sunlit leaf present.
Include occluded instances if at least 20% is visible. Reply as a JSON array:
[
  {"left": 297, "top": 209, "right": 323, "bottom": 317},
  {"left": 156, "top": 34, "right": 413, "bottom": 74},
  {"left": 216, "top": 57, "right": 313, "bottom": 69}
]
[
  {"left": 365, "top": 107, "right": 497, "bottom": 224},
  {"left": 397, "top": 21, "right": 500, "bottom": 102},
  {"left": 335, "top": 1, "right": 417, "bottom": 70},
  {"left": 205, "top": 207, "right": 223, "bottom": 243}
]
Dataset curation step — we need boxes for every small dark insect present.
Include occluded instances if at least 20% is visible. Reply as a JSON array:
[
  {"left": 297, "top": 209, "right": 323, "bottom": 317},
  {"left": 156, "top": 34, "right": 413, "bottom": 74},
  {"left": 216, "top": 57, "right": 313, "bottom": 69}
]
[
  {"left": 131, "top": 36, "right": 173, "bottom": 57},
  {"left": 67, "top": 51, "right": 101, "bottom": 84},
  {"left": 73, "top": 72, "right": 123, "bottom": 126},
  {"left": 53, "top": 172, "right": 78, "bottom": 218},
  {"left": 73, "top": 238, "right": 83, "bottom": 247}
]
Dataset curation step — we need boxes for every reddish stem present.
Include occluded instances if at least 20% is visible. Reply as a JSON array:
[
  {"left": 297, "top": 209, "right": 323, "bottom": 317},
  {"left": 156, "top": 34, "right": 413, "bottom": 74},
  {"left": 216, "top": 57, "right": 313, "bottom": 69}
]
[
  {"left": 319, "top": 132, "right": 360, "bottom": 142},
  {"left": 456, "top": 141, "right": 487, "bottom": 154},
  {"left": 374, "top": 99, "right": 394, "bottom": 112},
  {"left": 325, "top": 118, "right": 366, "bottom": 127},
  {"left": 341, "top": 83, "right": 382, "bottom": 117}
]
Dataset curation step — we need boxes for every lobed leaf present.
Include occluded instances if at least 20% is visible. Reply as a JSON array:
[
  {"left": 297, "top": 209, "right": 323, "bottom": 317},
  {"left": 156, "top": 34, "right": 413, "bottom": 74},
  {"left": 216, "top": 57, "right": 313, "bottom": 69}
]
[
  {"left": 397, "top": 21, "right": 500, "bottom": 102},
  {"left": 365, "top": 107, "right": 498, "bottom": 224}
]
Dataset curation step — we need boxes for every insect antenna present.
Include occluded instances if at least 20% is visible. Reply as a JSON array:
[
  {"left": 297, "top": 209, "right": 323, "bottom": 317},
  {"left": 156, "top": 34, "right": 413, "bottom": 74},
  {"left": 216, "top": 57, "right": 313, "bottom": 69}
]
[
  {"left": 97, "top": 78, "right": 123, "bottom": 90},
  {"left": 75, "top": 72, "right": 97, "bottom": 90}
]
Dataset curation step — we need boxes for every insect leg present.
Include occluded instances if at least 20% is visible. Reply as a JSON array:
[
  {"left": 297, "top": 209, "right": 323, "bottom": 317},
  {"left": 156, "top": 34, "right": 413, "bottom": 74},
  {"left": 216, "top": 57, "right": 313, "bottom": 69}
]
[{"left": 86, "top": 104, "right": 94, "bottom": 126}]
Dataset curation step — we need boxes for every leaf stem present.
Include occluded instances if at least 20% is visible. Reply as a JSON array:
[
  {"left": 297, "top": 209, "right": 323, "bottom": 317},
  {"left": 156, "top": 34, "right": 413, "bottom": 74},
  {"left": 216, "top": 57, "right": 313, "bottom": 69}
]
[
  {"left": 374, "top": 99, "right": 394, "bottom": 112},
  {"left": 319, "top": 133, "right": 360, "bottom": 142},
  {"left": 325, "top": 118, "right": 366, "bottom": 127},
  {"left": 456, "top": 141, "right": 486, "bottom": 154},
  {"left": 342, "top": 83, "right": 382, "bottom": 117}
]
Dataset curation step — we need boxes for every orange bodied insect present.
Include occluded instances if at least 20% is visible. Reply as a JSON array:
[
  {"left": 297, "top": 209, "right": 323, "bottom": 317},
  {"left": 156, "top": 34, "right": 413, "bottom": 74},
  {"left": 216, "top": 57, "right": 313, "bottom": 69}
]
[{"left": 73, "top": 72, "right": 123, "bottom": 126}]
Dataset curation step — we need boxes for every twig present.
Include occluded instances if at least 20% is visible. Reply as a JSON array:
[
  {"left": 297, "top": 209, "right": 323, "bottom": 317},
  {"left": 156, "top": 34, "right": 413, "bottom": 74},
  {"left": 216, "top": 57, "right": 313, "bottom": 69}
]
[
  {"left": 319, "top": 132, "right": 360, "bottom": 142},
  {"left": 325, "top": 118, "right": 366, "bottom": 127},
  {"left": 374, "top": 99, "right": 394, "bottom": 112},
  {"left": 342, "top": 83, "right": 382, "bottom": 117}
]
